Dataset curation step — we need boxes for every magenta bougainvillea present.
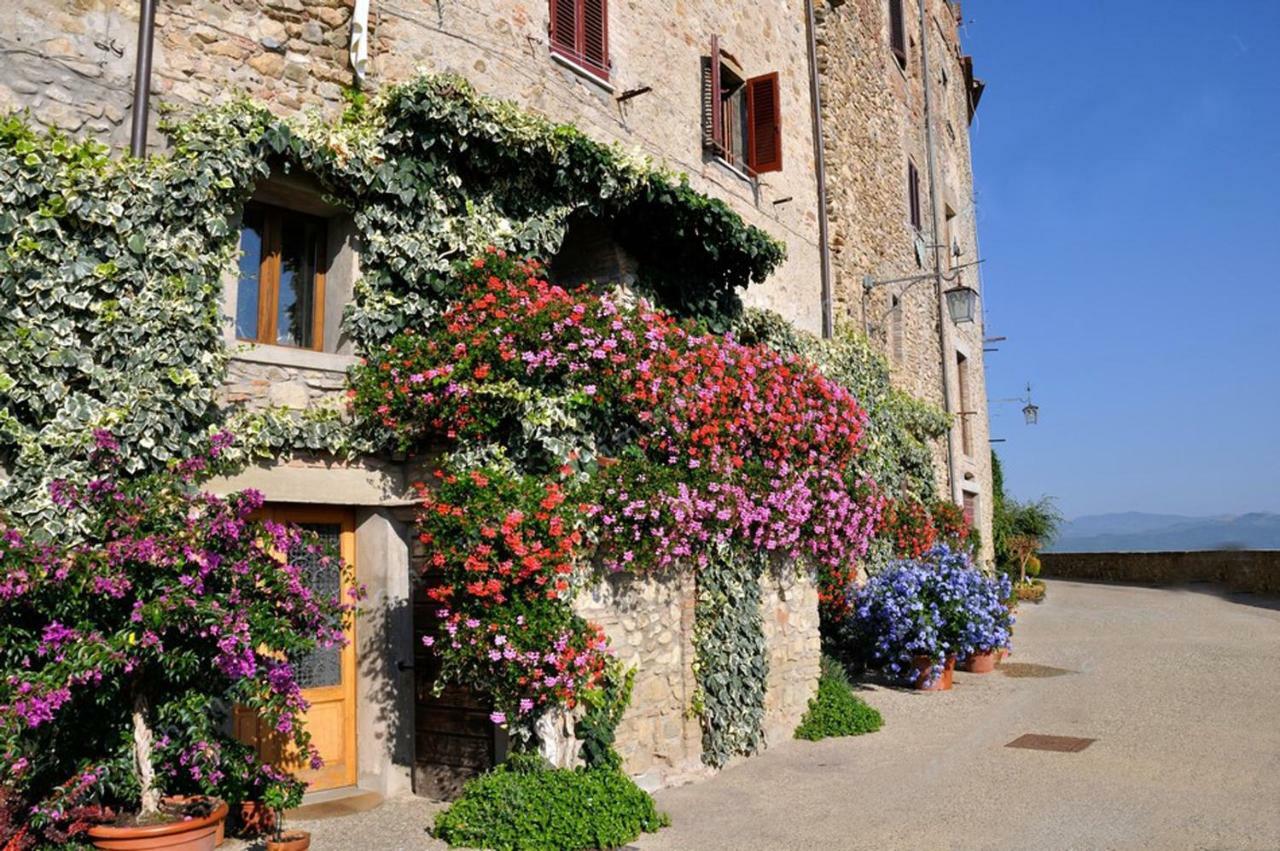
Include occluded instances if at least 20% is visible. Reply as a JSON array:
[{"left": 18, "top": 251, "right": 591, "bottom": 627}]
[
  {"left": 349, "top": 250, "right": 883, "bottom": 728},
  {"left": 0, "top": 438, "right": 358, "bottom": 845}
]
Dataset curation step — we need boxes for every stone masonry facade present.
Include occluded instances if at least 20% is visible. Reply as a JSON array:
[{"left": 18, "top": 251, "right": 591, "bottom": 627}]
[
  {"left": 575, "top": 567, "right": 820, "bottom": 790},
  {"left": 815, "top": 0, "right": 995, "bottom": 562},
  {"left": 4, "top": 0, "right": 989, "bottom": 793}
]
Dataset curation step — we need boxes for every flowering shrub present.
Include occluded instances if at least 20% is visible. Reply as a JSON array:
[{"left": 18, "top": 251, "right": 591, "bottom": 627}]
[
  {"left": 0, "top": 441, "right": 357, "bottom": 841},
  {"left": 842, "top": 545, "right": 1011, "bottom": 684},
  {"left": 349, "top": 251, "right": 882, "bottom": 740},
  {"left": 880, "top": 498, "right": 938, "bottom": 560}
]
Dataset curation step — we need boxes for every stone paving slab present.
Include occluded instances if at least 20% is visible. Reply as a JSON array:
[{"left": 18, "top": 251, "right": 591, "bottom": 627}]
[{"left": 228, "top": 581, "right": 1280, "bottom": 850}]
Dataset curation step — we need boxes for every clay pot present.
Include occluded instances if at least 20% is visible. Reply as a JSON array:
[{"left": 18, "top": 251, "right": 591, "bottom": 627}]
[
  {"left": 266, "top": 831, "right": 312, "bottom": 851},
  {"left": 87, "top": 798, "right": 228, "bottom": 851},
  {"left": 963, "top": 650, "right": 998, "bottom": 674},
  {"left": 234, "top": 801, "right": 276, "bottom": 838},
  {"left": 912, "top": 654, "right": 956, "bottom": 691}
]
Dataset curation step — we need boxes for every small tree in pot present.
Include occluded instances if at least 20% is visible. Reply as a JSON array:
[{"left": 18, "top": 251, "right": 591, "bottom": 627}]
[{"left": 0, "top": 433, "right": 357, "bottom": 849}]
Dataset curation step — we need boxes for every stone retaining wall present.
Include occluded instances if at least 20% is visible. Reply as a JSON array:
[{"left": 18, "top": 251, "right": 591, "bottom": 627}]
[
  {"left": 1041, "top": 551, "right": 1280, "bottom": 595},
  {"left": 574, "top": 566, "right": 820, "bottom": 790}
]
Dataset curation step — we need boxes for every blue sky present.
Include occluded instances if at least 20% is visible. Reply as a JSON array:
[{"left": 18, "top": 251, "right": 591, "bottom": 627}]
[{"left": 962, "top": 1, "right": 1280, "bottom": 519}]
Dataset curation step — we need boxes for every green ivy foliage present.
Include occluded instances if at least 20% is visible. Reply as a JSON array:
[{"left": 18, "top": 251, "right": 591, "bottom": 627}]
[
  {"left": 693, "top": 545, "right": 768, "bottom": 768},
  {"left": 0, "top": 75, "right": 783, "bottom": 535},
  {"left": 793, "top": 657, "right": 883, "bottom": 741},
  {"left": 574, "top": 662, "right": 636, "bottom": 771},
  {"left": 432, "top": 754, "right": 668, "bottom": 851}
]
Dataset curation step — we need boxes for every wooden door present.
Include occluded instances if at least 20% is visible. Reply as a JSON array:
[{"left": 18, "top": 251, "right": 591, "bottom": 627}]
[
  {"left": 412, "top": 569, "right": 496, "bottom": 799},
  {"left": 235, "top": 506, "right": 357, "bottom": 792}
]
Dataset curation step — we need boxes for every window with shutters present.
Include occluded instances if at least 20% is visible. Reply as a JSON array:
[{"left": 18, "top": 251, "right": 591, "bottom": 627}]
[
  {"left": 956, "top": 350, "right": 973, "bottom": 456},
  {"left": 549, "top": 0, "right": 609, "bottom": 82},
  {"left": 907, "top": 160, "right": 922, "bottom": 232},
  {"left": 889, "top": 0, "right": 908, "bottom": 71},
  {"left": 701, "top": 38, "right": 782, "bottom": 176}
]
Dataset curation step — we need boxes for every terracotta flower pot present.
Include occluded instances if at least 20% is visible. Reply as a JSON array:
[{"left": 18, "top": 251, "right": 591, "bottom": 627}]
[
  {"left": 266, "top": 831, "right": 312, "bottom": 851},
  {"left": 234, "top": 801, "right": 276, "bottom": 838},
  {"left": 963, "top": 650, "right": 998, "bottom": 674},
  {"left": 87, "top": 798, "right": 228, "bottom": 851},
  {"left": 912, "top": 654, "right": 956, "bottom": 691}
]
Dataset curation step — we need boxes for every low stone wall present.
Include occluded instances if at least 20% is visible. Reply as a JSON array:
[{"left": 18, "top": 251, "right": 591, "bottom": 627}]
[
  {"left": 574, "top": 567, "right": 820, "bottom": 791},
  {"left": 1041, "top": 551, "right": 1280, "bottom": 595}
]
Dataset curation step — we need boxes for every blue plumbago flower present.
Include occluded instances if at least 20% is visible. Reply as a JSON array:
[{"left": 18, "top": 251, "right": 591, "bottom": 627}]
[{"left": 845, "top": 545, "right": 1013, "bottom": 685}]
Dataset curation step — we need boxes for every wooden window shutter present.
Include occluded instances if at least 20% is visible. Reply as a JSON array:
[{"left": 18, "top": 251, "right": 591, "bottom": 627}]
[
  {"left": 702, "top": 35, "right": 723, "bottom": 151},
  {"left": 550, "top": 0, "right": 576, "bottom": 54},
  {"left": 889, "top": 0, "right": 907, "bottom": 68},
  {"left": 581, "top": 0, "right": 607, "bottom": 75},
  {"left": 745, "top": 72, "right": 781, "bottom": 174}
]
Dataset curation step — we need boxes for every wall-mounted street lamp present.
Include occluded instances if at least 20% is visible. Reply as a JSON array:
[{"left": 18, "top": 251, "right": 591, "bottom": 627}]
[
  {"left": 860, "top": 258, "right": 984, "bottom": 336},
  {"left": 993, "top": 383, "right": 1039, "bottom": 426},
  {"left": 944, "top": 283, "right": 979, "bottom": 324}
]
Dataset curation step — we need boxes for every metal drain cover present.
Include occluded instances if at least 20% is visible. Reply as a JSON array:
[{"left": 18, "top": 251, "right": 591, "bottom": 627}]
[
  {"left": 1006, "top": 733, "right": 1096, "bottom": 752},
  {"left": 999, "top": 662, "right": 1075, "bottom": 678}
]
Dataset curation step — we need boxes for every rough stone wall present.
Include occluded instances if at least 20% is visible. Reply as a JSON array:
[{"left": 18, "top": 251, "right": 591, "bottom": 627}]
[
  {"left": 814, "top": 0, "right": 994, "bottom": 561},
  {"left": 219, "top": 355, "right": 350, "bottom": 410},
  {"left": 574, "top": 567, "right": 820, "bottom": 790},
  {"left": 759, "top": 567, "right": 822, "bottom": 747},
  {"left": 2, "top": 0, "right": 824, "bottom": 334}
]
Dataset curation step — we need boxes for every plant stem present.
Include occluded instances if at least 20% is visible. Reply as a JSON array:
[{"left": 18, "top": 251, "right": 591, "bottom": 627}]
[{"left": 132, "top": 689, "right": 160, "bottom": 816}]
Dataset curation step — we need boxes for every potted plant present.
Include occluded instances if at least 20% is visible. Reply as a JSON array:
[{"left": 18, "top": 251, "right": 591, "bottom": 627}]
[
  {"left": 0, "top": 437, "right": 356, "bottom": 849},
  {"left": 262, "top": 779, "right": 309, "bottom": 851}
]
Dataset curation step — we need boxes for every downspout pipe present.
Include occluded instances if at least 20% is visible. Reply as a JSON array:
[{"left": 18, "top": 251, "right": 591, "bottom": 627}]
[
  {"left": 805, "top": 0, "right": 834, "bottom": 339},
  {"left": 918, "top": 0, "right": 959, "bottom": 501},
  {"left": 129, "top": 0, "right": 158, "bottom": 157}
]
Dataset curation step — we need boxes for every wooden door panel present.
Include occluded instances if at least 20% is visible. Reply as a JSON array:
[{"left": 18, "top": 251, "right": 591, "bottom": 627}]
[{"left": 235, "top": 506, "right": 357, "bottom": 793}]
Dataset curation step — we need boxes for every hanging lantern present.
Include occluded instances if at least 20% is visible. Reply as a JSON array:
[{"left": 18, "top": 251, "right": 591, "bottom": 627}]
[
  {"left": 944, "top": 284, "right": 979, "bottom": 324},
  {"left": 1022, "top": 401, "right": 1039, "bottom": 425}
]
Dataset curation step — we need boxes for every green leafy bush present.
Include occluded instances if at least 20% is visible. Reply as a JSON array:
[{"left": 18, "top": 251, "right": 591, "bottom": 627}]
[
  {"left": 432, "top": 756, "right": 668, "bottom": 851},
  {"left": 794, "top": 658, "right": 883, "bottom": 741}
]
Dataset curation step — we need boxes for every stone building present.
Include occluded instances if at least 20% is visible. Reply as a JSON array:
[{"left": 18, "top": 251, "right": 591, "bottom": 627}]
[
  {"left": 1, "top": 0, "right": 988, "bottom": 801},
  {"left": 815, "top": 0, "right": 994, "bottom": 561}
]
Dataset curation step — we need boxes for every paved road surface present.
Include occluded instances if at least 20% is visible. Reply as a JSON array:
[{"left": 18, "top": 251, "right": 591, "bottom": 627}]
[{"left": 232, "top": 580, "right": 1280, "bottom": 850}]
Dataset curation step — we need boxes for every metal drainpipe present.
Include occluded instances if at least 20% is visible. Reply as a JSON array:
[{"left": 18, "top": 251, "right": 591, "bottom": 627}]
[
  {"left": 805, "top": 0, "right": 834, "bottom": 339},
  {"left": 129, "top": 0, "right": 158, "bottom": 157},
  {"left": 918, "top": 0, "right": 959, "bottom": 501}
]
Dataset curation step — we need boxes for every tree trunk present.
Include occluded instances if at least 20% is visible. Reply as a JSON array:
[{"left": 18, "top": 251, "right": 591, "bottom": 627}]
[{"left": 132, "top": 690, "right": 160, "bottom": 816}]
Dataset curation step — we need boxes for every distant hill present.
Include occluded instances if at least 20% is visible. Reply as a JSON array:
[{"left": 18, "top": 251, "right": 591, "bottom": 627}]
[{"left": 1047, "top": 512, "right": 1280, "bottom": 552}]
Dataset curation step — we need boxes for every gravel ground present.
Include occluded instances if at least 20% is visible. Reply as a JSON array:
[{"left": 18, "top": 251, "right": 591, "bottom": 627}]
[{"left": 227, "top": 580, "right": 1280, "bottom": 850}]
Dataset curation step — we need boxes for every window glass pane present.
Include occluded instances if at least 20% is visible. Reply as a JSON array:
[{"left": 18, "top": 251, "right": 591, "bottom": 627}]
[
  {"left": 235, "top": 206, "right": 264, "bottom": 340},
  {"left": 277, "top": 217, "right": 319, "bottom": 348},
  {"left": 721, "top": 82, "right": 748, "bottom": 167},
  {"left": 290, "top": 523, "right": 344, "bottom": 689}
]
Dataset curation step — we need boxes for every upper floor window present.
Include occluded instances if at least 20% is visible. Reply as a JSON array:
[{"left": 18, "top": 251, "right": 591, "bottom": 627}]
[
  {"left": 889, "top": 0, "right": 908, "bottom": 71},
  {"left": 907, "top": 160, "right": 922, "bottom": 232},
  {"left": 236, "top": 201, "right": 328, "bottom": 351},
  {"left": 702, "top": 38, "right": 782, "bottom": 176},
  {"left": 549, "top": 0, "right": 609, "bottom": 81}
]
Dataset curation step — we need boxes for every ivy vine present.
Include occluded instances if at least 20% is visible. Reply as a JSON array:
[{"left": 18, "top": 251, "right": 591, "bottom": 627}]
[
  {"left": 693, "top": 545, "right": 769, "bottom": 768},
  {"left": 0, "top": 74, "right": 784, "bottom": 535}
]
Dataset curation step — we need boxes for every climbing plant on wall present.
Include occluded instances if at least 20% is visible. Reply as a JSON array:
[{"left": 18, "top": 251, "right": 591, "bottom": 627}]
[{"left": 0, "top": 74, "right": 783, "bottom": 536}]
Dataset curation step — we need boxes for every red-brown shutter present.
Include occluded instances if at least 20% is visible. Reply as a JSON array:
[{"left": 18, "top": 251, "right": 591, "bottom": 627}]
[
  {"left": 745, "top": 72, "right": 781, "bottom": 174},
  {"left": 889, "top": 0, "right": 907, "bottom": 68},
  {"left": 581, "top": 0, "right": 608, "bottom": 76},
  {"left": 550, "top": 0, "right": 576, "bottom": 54}
]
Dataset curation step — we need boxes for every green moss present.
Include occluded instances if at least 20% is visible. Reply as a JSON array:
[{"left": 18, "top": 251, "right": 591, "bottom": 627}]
[
  {"left": 794, "top": 658, "right": 883, "bottom": 741},
  {"left": 432, "top": 756, "right": 668, "bottom": 851}
]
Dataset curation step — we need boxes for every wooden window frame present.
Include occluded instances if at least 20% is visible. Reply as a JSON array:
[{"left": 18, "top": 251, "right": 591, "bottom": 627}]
[
  {"left": 889, "top": 0, "right": 908, "bottom": 71},
  {"left": 704, "top": 38, "right": 782, "bottom": 176},
  {"left": 549, "top": 0, "right": 610, "bottom": 82},
  {"left": 238, "top": 201, "right": 327, "bottom": 352}
]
